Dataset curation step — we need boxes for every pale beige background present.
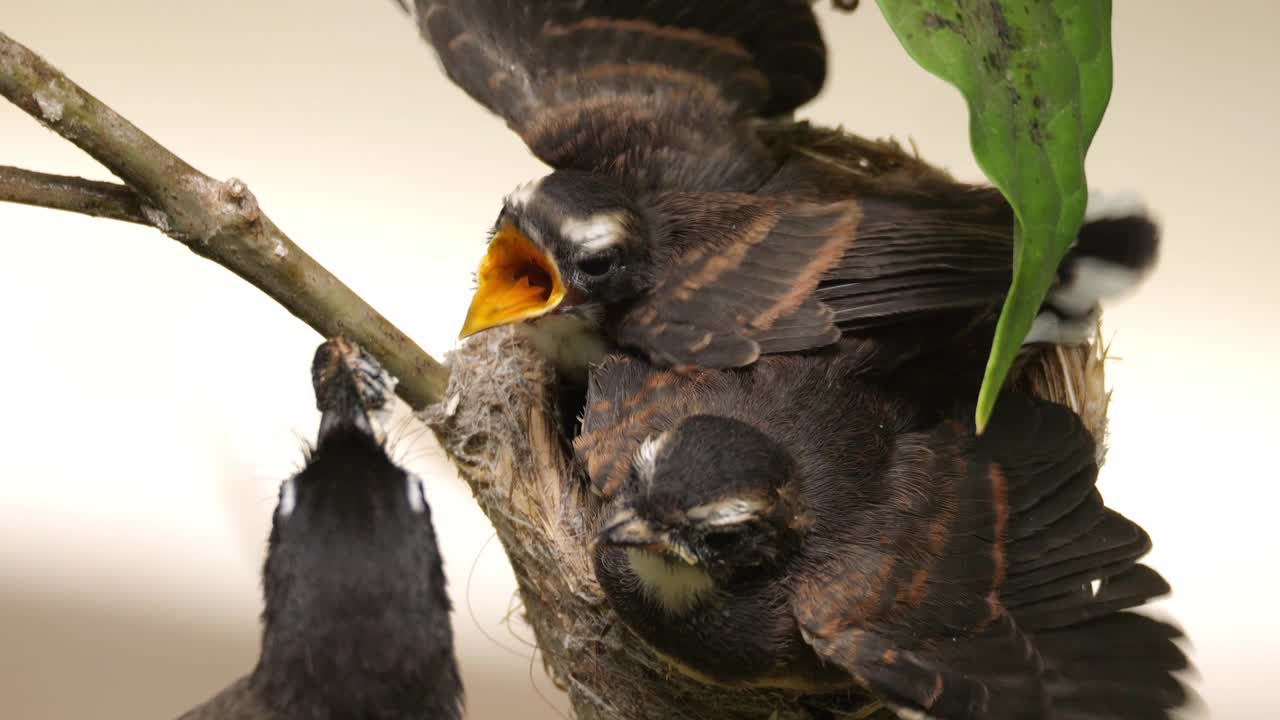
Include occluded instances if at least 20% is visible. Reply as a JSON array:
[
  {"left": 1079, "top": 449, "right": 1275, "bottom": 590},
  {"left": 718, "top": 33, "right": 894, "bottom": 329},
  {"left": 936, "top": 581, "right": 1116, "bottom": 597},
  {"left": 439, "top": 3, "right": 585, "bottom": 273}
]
[{"left": 0, "top": 1, "right": 1274, "bottom": 718}]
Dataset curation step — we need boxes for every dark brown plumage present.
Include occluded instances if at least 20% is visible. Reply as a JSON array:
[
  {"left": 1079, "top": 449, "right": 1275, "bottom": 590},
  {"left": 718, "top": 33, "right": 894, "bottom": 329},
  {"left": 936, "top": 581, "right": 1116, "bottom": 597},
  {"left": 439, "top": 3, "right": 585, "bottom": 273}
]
[
  {"left": 406, "top": 0, "right": 1157, "bottom": 375},
  {"left": 579, "top": 350, "right": 1190, "bottom": 719},
  {"left": 178, "top": 339, "right": 462, "bottom": 720}
]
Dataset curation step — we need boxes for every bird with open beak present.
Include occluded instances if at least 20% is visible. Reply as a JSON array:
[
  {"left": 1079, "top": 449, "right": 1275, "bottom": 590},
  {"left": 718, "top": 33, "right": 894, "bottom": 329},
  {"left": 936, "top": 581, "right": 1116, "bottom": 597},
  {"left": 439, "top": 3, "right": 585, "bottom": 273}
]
[
  {"left": 178, "top": 338, "right": 462, "bottom": 720},
  {"left": 405, "top": 1, "right": 1158, "bottom": 376},
  {"left": 577, "top": 350, "right": 1192, "bottom": 719}
]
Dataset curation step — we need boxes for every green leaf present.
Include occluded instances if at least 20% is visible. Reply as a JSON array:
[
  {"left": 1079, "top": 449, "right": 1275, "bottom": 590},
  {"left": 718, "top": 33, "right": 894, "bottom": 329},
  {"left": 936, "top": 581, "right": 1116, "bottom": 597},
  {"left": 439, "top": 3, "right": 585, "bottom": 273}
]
[{"left": 874, "top": 0, "right": 1113, "bottom": 432}]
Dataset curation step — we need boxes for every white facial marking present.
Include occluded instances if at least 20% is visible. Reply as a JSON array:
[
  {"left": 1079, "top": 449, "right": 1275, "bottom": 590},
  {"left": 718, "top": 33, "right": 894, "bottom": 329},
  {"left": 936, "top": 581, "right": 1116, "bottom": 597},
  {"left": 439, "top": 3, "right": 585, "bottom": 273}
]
[
  {"left": 561, "top": 211, "right": 627, "bottom": 252},
  {"left": 1089, "top": 578, "right": 1102, "bottom": 597},
  {"left": 603, "top": 509, "right": 637, "bottom": 530},
  {"left": 634, "top": 433, "right": 671, "bottom": 490},
  {"left": 686, "top": 497, "right": 770, "bottom": 526},
  {"left": 278, "top": 478, "right": 297, "bottom": 517},
  {"left": 887, "top": 704, "right": 940, "bottom": 720},
  {"left": 505, "top": 177, "right": 542, "bottom": 210},
  {"left": 1085, "top": 189, "right": 1149, "bottom": 223},
  {"left": 625, "top": 548, "right": 715, "bottom": 615},
  {"left": 406, "top": 473, "right": 426, "bottom": 514}
]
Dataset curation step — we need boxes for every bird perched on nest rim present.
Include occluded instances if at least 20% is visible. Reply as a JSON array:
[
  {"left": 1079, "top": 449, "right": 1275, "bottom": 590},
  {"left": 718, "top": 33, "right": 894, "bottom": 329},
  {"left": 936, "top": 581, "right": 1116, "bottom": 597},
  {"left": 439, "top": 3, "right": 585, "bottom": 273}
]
[
  {"left": 179, "top": 338, "right": 462, "bottom": 720},
  {"left": 400, "top": 0, "right": 1158, "bottom": 377},
  {"left": 577, "top": 348, "right": 1191, "bottom": 719}
]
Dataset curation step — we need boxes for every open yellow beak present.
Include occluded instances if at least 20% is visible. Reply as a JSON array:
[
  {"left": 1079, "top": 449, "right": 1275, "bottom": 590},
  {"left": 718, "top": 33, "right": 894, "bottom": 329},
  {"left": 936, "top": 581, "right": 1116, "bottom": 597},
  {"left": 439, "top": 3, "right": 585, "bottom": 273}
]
[{"left": 459, "top": 224, "right": 565, "bottom": 339}]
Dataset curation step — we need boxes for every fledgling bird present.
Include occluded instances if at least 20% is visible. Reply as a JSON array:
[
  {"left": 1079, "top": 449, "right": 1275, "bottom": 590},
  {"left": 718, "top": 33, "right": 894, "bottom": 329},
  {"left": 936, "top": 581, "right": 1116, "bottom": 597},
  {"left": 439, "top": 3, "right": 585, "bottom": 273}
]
[
  {"left": 179, "top": 338, "right": 463, "bottom": 720},
  {"left": 401, "top": 1, "right": 1158, "bottom": 375},
  {"left": 578, "top": 351, "right": 1190, "bottom": 719}
]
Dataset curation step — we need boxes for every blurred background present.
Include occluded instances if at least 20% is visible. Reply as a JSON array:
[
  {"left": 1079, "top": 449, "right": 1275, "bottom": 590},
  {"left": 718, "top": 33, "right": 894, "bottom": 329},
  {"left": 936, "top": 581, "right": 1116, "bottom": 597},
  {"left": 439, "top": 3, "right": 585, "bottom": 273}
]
[{"left": 1, "top": 1, "right": 1274, "bottom": 717}]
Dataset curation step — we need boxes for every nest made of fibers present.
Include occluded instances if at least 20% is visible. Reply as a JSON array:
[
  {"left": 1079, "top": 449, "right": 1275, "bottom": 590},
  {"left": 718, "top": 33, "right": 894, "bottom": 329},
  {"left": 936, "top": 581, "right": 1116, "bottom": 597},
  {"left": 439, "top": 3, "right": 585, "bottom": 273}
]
[
  {"left": 420, "top": 120, "right": 1111, "bottom": 720},
  {"left": 420, "top": 321, "right": 1110, "bottom": 720}
]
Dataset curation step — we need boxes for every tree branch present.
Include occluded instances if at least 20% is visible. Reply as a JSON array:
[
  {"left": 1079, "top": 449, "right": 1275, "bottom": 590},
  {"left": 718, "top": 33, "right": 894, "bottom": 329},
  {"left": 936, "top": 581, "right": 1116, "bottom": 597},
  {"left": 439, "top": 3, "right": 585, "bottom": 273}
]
[
  {"left": 1, "top": 19, "right": 1108, "bottom": 720},
  {"left": 0, "top": 31, "right": 448, "bottom": 408},
  {"left": 0, "top": 165, "right": 148, "bottom": 224}
]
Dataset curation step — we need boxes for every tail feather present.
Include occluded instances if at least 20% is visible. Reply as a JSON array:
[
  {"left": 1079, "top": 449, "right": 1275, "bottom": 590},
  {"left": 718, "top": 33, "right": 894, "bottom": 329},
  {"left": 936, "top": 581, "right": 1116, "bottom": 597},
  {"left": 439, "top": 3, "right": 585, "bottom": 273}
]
[
  {"left": 1011, "top": 564, "right": 1172, "bottom": 631},
  {"left": 1037, "top": 611, "right": 1193, "bottom": 719},
  {"left": 979, "top": 395, "right": 1192, "bottom": 719},
  {"left": 1027, "top": 191, "right": 1160, "bottom": 346},
  {"left": 1002, "top": 511, "right": 1152, "bottom": 600}
]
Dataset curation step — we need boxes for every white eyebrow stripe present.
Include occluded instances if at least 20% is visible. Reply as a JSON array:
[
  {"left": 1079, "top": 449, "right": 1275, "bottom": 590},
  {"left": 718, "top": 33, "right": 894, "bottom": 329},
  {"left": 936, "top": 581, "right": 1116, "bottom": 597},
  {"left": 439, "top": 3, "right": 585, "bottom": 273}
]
[
  {"left": 634, "top": 432, "right": 670, "bottom": 490},
  {"left": 278, "top": 478, "right": 297, "bottom": 517},
  {"left": 685, "top": 497, "right": 771, "bottom": 525},
  {"left": 561, "top": 211, "right": 627, "bottom": 252},
  {"left": 505, "top": 177, "right": 542, "bottom": 209},
  {"left": 406, "top": 473, "right": 426, "bottom": 514}
]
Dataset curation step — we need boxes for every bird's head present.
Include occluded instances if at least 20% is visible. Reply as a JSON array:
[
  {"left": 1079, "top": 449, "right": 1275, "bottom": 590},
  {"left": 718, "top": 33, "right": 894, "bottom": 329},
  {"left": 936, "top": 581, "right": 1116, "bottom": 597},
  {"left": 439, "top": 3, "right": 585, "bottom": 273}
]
[
  {"left": 262, "top": 338, "right": 446, "bottom": 643},
  {"left": 270, "top": 338, "right": 425, "bottom": 536},
  {"left": 459, "top": 170, "right": 654, "bottom": 338},
  {"left": 257, "top": 337, "right": 460, "bottom": 717},
  {"left": 597, "top": 415, "right": 801, "bottom": 587}
]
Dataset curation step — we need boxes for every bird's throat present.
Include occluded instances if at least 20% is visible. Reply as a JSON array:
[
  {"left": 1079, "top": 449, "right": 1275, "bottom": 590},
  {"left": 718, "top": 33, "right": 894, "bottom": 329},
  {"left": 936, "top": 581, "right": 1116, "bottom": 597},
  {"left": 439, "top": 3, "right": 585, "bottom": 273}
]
[
  {"left": 519, "top": 312, "right": 609, "bottom": 380},
  {"left": 625, "top": 548, "right": 715, "bottom": 614}
]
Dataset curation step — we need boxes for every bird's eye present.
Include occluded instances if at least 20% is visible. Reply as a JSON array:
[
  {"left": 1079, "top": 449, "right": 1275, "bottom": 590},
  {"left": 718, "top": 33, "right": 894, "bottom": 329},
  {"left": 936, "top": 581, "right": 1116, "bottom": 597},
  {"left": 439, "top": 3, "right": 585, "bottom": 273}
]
[{"left": 576, "top": 251, "right": 618, "bottom": 277}]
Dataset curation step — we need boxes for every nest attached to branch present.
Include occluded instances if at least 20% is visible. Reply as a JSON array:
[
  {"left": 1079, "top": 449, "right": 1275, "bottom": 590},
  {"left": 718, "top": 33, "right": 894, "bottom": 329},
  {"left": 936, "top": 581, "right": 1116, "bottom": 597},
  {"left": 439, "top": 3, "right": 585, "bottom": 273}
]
[
  {"left": 421, "top": 326, "right": 1110, "bottom": 720},
  {"left": 422, "top": 126, "right": 1110, "bottom": 719}
]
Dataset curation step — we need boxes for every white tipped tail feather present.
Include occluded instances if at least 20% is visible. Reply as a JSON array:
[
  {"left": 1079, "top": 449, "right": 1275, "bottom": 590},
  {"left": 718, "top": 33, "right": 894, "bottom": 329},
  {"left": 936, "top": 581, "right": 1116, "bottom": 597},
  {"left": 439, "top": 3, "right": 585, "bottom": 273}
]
[{"left": 1024, "top": 191, "right": 1159, "bottom": 347}]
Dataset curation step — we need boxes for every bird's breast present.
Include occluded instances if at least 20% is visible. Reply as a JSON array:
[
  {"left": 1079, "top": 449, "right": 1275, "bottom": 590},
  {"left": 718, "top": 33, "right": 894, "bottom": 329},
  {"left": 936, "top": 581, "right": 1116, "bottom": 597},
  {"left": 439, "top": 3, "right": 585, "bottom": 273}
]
[{"left": 520, "top": 312, "right": 608, "bottom": 378}]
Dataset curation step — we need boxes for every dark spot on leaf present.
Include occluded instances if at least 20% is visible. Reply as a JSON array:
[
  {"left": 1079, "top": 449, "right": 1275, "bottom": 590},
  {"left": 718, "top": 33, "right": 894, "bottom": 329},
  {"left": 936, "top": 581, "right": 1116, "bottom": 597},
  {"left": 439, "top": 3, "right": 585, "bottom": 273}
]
[
  {"left": 923, "top": 12, "right": 954, "bottom": 31},
  {"left": 1033, "top": 95, "right": 1044, "bottom": 110},
  {"left": 1030, "top": 119, "right": 1044, "bottom": 145},
  {"left": 990, "top": 1, "right": 1012, "bottom": 46},
  {"left": 983, "top": 51, "right": 1003, "bottom": 73}
]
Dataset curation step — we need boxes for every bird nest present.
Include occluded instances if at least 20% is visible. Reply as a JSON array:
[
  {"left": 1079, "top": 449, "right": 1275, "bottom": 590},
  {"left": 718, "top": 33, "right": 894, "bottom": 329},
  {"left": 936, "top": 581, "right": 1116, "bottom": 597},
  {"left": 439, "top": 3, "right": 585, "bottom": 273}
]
[{"left": 421, "top": 325, "right": 1109, "bottom": 720}]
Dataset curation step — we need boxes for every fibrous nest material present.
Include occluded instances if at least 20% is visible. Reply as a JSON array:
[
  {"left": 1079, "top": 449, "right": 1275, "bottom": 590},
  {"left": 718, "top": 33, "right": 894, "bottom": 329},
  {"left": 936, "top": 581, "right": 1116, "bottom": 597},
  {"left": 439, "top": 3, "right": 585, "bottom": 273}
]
[
  {"left": 420, "top": 125, "right": 1112, "bottom": 719},
  {"left": 420, "top": 323, "right": 1111, "bottom": 720}
]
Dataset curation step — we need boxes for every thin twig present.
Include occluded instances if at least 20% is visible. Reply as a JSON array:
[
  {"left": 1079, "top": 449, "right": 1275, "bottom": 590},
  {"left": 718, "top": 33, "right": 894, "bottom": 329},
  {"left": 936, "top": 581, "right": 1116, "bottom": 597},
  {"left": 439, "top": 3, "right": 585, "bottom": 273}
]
[
  {"left": 0, "top": 165, "right": 147, "bottom": 224},
  {"left": 0, "top": 31, "right": 448, "bottom": 408}
]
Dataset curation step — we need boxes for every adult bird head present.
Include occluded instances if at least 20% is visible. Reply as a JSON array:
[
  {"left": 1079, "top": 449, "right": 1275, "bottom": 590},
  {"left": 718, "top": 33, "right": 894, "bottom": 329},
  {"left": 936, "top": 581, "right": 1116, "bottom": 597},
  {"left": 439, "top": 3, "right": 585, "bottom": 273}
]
[
  {"left": 251, "top": 338, "right": 462, "bottom": 719},
  {"left": 459, "top": 170, "right": 654, "bottom": 339},
  {"left": 597, "top": 415, "right": 801, "bottom": 590},
  {"left": 269, "top": 338, "right": 415, "bottom": 535}
]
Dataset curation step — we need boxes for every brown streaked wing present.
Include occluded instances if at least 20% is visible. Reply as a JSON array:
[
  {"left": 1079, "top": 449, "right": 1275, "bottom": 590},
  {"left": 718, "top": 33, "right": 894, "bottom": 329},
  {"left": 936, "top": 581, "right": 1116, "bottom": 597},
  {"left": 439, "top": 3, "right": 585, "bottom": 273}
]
[
  {"left": 813, "top": 197, "right": 1020, "bottom": 332},
  {"left": 575, "top": 355, "right": 704, "bottom": 497},
  {"left": 795, "top": 394, "right": 1176, "bottom": 718},
  {"left": 616, "top": 194, "right": 859, "bottom": 368},
  {"left": 411, "top": 0, "right": 824, "bottom": 191}
]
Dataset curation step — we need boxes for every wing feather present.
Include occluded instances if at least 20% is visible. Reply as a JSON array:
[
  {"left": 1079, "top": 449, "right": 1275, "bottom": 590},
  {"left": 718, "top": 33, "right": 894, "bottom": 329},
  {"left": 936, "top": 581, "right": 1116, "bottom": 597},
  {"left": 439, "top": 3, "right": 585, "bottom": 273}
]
[
  {"left": 616, "top": 196, "right": 858, "bottom": 367},
  {"left": 795, "top": 395, "right": 1187, "bottom": 719},
  {"left": 411, "top": 0, "right": 824, "bottom": 190}
]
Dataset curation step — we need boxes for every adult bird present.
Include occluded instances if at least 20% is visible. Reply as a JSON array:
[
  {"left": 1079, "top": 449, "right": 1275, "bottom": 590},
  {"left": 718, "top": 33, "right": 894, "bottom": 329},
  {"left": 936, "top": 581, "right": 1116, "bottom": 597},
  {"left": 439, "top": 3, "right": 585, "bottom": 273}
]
[
  {"left": 578, "top": 349, "right": 1190, "bottom": 719},
  {"left": 179, "top": 338, "right": 463, "bottom": 720},
  {"left": 402, "top": 0, "right": 1157, "bottom": 376}
]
